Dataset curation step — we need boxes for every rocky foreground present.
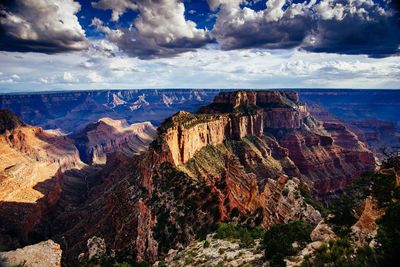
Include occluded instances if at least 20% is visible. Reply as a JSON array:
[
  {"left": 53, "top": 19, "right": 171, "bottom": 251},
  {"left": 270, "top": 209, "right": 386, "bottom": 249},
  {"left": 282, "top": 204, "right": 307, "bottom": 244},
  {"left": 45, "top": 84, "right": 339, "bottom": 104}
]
[{"left": 0, "top": 240, "right": 62, "bottom": 267}]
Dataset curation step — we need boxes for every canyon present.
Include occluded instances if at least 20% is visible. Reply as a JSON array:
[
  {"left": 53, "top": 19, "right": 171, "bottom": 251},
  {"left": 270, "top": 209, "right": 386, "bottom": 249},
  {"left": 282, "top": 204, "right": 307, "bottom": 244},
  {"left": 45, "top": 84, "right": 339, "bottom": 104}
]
[
  {"left": 0, "top": 90, "right": 395, "bottom": 266},
  {"left": 0, "top": 89, "right": 219, "bottom": 133},
  {"left": 33, "top": 90, "right": 373, "bottom": 265},
  {"left": 1, "top": 89, "right": 398, "bottom": 156},
  {"left": 0, "top": 110, "right": 156, "bottom": 253}
]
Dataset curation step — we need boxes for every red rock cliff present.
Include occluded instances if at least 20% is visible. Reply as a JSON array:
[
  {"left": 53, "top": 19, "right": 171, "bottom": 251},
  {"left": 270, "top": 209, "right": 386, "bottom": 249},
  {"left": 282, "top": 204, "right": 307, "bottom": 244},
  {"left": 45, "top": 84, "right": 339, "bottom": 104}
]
[{"left": 157, "top": 110, "right": 263, "bottom": 166}]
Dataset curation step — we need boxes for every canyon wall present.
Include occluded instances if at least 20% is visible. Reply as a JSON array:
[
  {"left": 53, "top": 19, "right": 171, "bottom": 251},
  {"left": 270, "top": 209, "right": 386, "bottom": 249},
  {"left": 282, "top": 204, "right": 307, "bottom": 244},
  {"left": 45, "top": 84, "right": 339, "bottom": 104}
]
[
  {"left": 46, "top": 90, "right": 378, "bottom": 265},
  {"left": 72, "top": 118, "right": 156, "bottom": 164},
  {"left": 0, "top": 110, "right": 84, "bottom": 248},
  {"left": 200, "top": 91, "right": 375, "bottom": 196},
  {"left": 158, "top": 110, "right": 263, "bottom": 166}
]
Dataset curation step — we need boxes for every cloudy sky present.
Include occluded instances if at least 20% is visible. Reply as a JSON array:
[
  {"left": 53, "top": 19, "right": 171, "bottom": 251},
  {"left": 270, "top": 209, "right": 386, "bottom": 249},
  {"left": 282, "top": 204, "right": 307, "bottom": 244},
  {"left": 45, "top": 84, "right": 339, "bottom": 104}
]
[{"left": 0, "top": 0, "right": 399, "bottom": 92}]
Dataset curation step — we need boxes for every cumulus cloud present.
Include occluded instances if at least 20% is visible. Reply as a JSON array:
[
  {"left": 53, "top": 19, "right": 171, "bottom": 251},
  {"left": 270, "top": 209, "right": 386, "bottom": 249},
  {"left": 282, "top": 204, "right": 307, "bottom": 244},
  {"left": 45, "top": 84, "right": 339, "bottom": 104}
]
[
  {"left": 0, "top": 0, "right": 88, "bottom": 53},
  {"left": 91, "top": 0, "right": 211, "bottom": 59},
  {"left": 210, "top": 0, "right": 314, "bottom": 50},
  {"left": 91, "top": 0, "right": 137, "bottom": 21},
  {"left": 209, "top": 0, "right": 400, "bottom": 57},
  {"left": 304, "top": 0, "right": 400, "bottom": 57}
]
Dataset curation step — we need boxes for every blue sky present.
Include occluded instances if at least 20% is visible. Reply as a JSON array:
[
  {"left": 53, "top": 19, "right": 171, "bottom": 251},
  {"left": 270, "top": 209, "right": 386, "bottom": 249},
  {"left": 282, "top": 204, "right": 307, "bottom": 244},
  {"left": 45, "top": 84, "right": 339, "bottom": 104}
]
[{"left": 0, "top": 0, "right": 399, "bottom": 92}]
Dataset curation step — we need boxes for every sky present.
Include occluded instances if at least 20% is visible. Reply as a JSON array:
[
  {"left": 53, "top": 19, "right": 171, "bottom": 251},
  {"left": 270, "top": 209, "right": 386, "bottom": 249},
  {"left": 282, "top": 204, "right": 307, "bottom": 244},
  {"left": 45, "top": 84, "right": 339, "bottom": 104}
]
[{"left": 0, "top": 0, "right": 399, "bottom": 93}]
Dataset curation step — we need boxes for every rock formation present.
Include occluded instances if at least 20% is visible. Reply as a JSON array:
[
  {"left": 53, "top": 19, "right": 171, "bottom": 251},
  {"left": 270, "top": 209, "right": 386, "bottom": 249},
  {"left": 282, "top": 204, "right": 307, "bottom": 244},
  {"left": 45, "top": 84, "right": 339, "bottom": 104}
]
[
  {"left": 71, "top": 118, "right": 156, "bottom": 164},
  {"left": 0, "top": 91, "right": 378, "bottom": 265},
  {"left": 0, "top": 240, "right": 62, "bottom": 267},
  {"left": 49, "top": 90, "right": 374, "bottom": 265},
  {"left": 199, "top": 91, "right": 375, "bottom": 197}
]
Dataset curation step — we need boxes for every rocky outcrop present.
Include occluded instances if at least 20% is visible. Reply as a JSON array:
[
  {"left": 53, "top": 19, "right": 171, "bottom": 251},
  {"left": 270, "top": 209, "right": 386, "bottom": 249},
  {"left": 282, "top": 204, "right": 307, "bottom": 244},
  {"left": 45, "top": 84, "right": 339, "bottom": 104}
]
[
  {"left": 351, "top": 196, "right": 385, "bottom": 244},
  {"left": 158, "top": 235, "right": 263, "bottom": 267},
  {"left": 72, "top": 118, "right": 156, "bottom": 164},
  {"left": 0, "top": 240, "right": 62, "bottom": 267},
  {"left": 0, "top": 109, "right": 25, "bottom": 134},
  {"left": 157, "top": 111, "right": 263, "bottom": 166}
]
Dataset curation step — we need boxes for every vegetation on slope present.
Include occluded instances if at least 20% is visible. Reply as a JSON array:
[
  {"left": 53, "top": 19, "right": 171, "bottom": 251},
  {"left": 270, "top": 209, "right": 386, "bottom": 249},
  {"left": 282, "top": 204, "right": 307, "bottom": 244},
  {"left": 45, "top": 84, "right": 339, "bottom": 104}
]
[
  {"left": 304, "top": 154, "right": 400, "bottom": 267},
  {"left": 262, "top": 221, "right": 313, "bottom": 267}
]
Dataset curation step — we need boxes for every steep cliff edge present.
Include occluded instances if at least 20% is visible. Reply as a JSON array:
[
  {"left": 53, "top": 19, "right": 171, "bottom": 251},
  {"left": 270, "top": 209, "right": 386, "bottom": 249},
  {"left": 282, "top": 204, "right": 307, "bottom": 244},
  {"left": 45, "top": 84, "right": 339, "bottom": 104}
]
[{"left": 153, "top": 110, "right": 263, "bottom": 166}]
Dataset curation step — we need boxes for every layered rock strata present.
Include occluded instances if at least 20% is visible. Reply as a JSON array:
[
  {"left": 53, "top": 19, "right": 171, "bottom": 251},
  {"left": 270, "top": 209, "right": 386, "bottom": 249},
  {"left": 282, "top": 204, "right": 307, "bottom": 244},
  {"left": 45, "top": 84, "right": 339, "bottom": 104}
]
[{"left": 72, "top": 118, "right": 156, "bottom": 164}]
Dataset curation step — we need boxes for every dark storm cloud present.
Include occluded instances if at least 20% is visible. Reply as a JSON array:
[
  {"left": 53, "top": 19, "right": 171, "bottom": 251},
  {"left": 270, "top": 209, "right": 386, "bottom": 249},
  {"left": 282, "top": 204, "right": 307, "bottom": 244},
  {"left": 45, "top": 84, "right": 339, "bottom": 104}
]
[
  {"left": 303, "top": 0, "right": 400, "bottom": 57},
  {"left": 210, "top": 0, "right": 400, "bottom": 58},
  {"left": 0, "top": 0, "right": 88, "bottom": 53}
]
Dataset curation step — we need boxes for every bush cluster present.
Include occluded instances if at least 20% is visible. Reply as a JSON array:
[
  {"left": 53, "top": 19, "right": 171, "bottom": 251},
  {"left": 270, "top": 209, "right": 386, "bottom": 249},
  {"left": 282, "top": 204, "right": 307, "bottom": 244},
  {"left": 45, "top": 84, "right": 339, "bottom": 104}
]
[
  {"left": 262, "top": 221, "right": 312, "bottom": 267},
  {"left": 215, "top": 223, "right": 264, "bottom": 248}
]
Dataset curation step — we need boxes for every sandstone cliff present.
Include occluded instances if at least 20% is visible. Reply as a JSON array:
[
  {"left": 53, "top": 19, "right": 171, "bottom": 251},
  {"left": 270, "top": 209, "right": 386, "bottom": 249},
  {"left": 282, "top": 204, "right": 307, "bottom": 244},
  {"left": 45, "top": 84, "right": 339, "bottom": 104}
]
[{"left": 155, "top": 110, "right": 263, "bottom": 166}]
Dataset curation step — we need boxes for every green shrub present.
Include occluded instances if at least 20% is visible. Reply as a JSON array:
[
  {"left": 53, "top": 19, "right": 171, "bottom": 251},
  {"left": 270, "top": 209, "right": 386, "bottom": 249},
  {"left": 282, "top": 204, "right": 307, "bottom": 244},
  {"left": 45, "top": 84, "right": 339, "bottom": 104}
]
[
  {"left": 215, "top": 223, "right": 264, "bottom": 248},
  {"left": 376, "top": 201, "right": 400, "bottom": 266},
  {"left": 300, "top": 239, "right": 378, "bottom": 267},
  {"left": 372, "top": 171, "right": 396, "bottom": 206},
  {"left": 263, "top": 221, "right": 312, "bottom": 267},
  {"left": 203, "top": 240, "right": 210, "bottom": 248}
]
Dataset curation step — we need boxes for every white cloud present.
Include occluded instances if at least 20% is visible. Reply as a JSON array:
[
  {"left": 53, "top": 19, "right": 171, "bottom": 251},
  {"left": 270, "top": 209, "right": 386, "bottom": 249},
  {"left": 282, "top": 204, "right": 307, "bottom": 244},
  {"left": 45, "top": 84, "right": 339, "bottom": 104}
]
[
  {"left": 92, "top": 0, "right": 137, "bottom": 21},
  {"left": 209, "top": 0, "right": 400, "bottom": 57},
  {"left": 87, "top": 71, "right": 104, "bottom": 83},
  {"left": 63, "top": 72, "right": 79, "bottom": 82},
  {"left": 0, "top": 0, "right": 88, "bottom": 53},
  {"left": 91, "top": 0, "right": 210, "bottom": 58},
  {"left": 0, "top": 44, "right": 399, "bottom": 93}
]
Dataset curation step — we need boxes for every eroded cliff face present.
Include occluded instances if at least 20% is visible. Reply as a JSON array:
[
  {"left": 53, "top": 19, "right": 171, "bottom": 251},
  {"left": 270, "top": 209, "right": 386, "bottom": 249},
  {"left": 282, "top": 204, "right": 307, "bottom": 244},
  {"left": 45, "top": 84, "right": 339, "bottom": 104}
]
[
  {"left": 157, "top": 111, "right": 263, "bottom": 166},
  {"left": 0, "top": 110, "right": 84, "bottom": 249},
  {"left": 72, "top": 118, "right": 156, "bottom": 164},
  {"left": 199, "top": 91, "right": 375, "bottom": 197},
  {"left": 50, "top": 92, "right": 324, "bottom": 264}
]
